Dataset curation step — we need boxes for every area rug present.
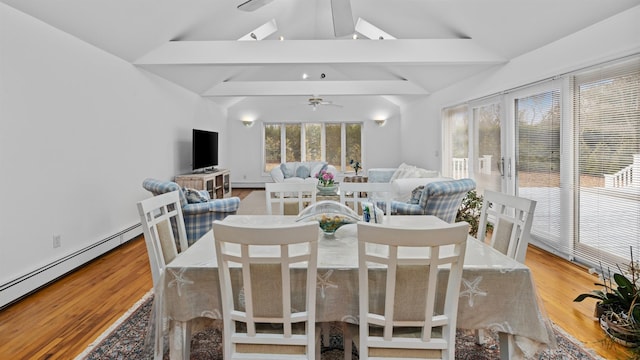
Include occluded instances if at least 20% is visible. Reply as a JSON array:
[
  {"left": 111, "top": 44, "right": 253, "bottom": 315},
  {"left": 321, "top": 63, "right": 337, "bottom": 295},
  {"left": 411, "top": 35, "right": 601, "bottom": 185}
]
[
  {"left": 236, "top": 190, "right": 267, "bottom": 215},
  {"left": 76, "top": 294, "right": 605, "bottom": 360}
]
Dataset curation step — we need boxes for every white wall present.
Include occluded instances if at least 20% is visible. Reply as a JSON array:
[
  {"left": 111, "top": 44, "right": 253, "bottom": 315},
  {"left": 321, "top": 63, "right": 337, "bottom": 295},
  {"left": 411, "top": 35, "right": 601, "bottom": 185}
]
[
  {"left": 399, "top": 5, "right": 640, "bottom": 166},
  {"left": 0, "top": 4, "right": 226, "bottom": 306}
]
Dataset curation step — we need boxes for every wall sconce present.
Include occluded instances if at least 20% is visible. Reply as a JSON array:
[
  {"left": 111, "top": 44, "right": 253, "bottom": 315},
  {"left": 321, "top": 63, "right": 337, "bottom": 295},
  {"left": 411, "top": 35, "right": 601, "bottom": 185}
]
[
  {"left": 374, "top": 119, "right": 387, "bottom": 127},
  {"left": 242, "top": 120, "right": 255, "bottom": 128}
]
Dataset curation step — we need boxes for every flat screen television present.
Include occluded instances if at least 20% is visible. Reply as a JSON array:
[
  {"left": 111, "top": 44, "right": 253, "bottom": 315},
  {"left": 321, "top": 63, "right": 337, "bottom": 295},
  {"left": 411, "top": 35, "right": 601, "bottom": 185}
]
[{"left": 192, "top": 129, "right": 219, "bottom": 172}]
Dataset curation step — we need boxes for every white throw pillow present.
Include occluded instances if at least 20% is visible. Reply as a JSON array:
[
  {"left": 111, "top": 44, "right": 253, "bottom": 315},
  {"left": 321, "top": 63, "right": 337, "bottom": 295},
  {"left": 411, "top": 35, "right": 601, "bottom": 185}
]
[
  {"left": 412, "top": 168, "right": 440, "bottom": 178},
  {"left": 310, "top": 162, "right": 328, "bottom": 178},
  {"left": 389, "top": 163, "right": 417, "bottom": 182}
]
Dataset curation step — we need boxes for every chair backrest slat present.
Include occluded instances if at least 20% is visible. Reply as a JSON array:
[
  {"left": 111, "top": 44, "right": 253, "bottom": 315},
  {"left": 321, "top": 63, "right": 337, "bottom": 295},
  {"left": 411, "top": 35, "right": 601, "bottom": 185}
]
[
  {"left": 339, "top": 182, "right": 393, "bottom": 220},
  {"left": 265, "top": 182, "right": 317, "bottom": 215}
]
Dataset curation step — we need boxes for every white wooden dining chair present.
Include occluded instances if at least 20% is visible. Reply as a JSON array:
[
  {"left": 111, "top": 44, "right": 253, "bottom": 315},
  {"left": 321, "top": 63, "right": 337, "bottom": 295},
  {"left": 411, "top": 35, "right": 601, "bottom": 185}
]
[
  {"left": 137, "top": 190, "right": 191, "bottom": 360},
  {"left": 477, "top": 190, "right": 537, "bottom": 264},
  {"left": 475, "top": 189, "right": 537, "bottom": 345},
  {"left": 265, "top": 182, "right": 317, "bottom": 215},
  {"left": 213, "top": 220, "right": 320, "bottom": 359},
  {"left": 339, "top": 181, "right": 393, "bottom": 221},
  {"left": 356, "top": 221, "right": 469, "bottom": 360}
]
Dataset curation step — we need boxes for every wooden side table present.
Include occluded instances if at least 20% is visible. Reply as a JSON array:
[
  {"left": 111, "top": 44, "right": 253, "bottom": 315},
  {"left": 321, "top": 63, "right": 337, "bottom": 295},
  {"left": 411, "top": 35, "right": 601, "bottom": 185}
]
[{"left": 343, "top": 175, "right": 368, "bottom": 183}]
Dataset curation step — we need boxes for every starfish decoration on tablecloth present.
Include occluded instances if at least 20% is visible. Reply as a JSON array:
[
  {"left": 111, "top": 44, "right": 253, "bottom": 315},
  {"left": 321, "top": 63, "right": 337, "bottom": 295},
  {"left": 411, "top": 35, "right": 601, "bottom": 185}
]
[
  {"left": 459, "top": 276, "right": 488, "bottom": 307},
  {"left": 167, "top": 268, "right": 194, "bottom": 297},
  {"left": 317, "top": 270, "right": 338, "bottom": 298}
]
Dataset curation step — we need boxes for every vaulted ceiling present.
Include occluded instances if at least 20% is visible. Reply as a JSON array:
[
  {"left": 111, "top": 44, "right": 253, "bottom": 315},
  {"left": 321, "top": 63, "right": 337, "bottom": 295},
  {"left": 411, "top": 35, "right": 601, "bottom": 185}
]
[{"left": 3, "top": 0, "right": 639, "bottom": 114}]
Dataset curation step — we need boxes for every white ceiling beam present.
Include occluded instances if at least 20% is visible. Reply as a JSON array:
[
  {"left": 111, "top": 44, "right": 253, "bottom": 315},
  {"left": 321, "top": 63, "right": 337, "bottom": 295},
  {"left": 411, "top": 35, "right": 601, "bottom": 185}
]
[
  {"left": 238, "top": 19, "right": 277, "bottom": 41},
  {"left": 355, "top": 18, "right": 396, "bottom": 40},
  {"left": 331, "top": 0, "right": 355, "bottom": 37},
  {"left": 134, "top": 39, "right": 506, "bottom": 65},
  {"left": 202, "top": 80, "right": 429, "bottom": 97},
  {"left": 237, "top": 0, "right": 274, "bottom": 12}
]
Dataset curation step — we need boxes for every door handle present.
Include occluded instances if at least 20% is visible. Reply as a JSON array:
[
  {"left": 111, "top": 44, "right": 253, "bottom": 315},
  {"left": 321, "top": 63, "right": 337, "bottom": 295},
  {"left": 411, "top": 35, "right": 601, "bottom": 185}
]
[{"left": 498, "top": 157, "right": 505, "bottom": 178}]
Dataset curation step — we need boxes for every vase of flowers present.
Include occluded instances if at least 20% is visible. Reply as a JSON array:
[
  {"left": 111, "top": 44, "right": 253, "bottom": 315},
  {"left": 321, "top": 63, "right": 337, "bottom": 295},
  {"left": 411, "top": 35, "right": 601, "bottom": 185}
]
[
  {"left": 316, "top": 169, "right": 337, "bottom": 195},
  {"left": 349, "top": 159, "right": 362, "bottom": 176}
]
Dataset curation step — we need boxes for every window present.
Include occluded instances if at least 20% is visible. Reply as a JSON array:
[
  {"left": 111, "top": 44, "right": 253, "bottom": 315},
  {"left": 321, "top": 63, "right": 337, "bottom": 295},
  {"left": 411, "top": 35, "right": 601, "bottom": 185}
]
[
  {"left": 264, "top": 124, "right": 281, "bottom": 172},
  {"left": 263, "top": 122, "right": 362, "bottom": 173}
]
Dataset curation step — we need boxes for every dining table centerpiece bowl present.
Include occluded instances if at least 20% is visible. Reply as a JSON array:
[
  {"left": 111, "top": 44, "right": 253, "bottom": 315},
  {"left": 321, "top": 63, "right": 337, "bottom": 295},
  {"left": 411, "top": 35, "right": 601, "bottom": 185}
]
[{"left": 296, "top": 200, "right": 361, "bottom": 236}]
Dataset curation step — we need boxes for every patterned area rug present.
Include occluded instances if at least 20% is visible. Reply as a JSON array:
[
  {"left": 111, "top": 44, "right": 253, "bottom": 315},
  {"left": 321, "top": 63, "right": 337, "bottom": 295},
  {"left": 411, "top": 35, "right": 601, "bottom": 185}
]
[{"left": 76, "top": 294, "right": 604, "bottom": 360}]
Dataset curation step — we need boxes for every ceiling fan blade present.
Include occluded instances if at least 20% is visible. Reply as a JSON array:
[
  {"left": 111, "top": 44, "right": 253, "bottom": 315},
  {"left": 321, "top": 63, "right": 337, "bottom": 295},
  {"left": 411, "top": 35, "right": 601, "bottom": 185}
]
[{"left": 331, "top": 0, "right": 355, "bottom": 37}]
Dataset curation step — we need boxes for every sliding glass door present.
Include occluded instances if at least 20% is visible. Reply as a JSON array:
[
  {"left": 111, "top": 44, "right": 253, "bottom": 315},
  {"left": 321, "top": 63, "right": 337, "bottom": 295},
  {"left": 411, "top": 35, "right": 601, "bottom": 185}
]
[
  {"left": 510, "top": 84, "right": 567, "bottom": 255},
  {"left": 573, "top": 59, "right": 640, "bottom": 270},
  {"left": 442, "top": 55, "right": 639, "bottom": 268},
  {"left": 470, "top": 100, "right": 504, "bottom": 194}
]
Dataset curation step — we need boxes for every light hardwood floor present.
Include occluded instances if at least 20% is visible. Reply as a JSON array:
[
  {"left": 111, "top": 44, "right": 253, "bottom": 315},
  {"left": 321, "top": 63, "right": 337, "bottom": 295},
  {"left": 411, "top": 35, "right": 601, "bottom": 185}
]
[{"left": 0, "top": 188, "right": 632, "bottom": 359}]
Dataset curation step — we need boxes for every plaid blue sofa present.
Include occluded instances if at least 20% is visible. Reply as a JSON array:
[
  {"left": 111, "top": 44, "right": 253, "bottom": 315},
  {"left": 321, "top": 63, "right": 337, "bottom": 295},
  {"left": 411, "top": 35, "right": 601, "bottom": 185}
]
[
  {"left": 142, "top": 178, "right": 240, "bottom": 245},
  {"left": 391, "top": 178, "right": 476, "bottom": 222}
]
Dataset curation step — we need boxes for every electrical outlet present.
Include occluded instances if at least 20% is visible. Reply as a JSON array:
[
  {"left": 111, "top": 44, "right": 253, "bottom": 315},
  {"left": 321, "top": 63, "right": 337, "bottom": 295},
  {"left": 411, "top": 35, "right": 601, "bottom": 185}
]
[{"left": 53, "top": 235, "right": 61, "bottom": 248}]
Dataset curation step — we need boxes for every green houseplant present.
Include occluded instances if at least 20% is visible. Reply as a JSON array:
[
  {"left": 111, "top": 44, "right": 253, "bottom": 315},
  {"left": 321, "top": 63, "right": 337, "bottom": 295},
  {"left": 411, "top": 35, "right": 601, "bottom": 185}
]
[
  {"left": 456, "top": 190, "right": 489, "bottom": 237},
  {"left": 574, "top": 248, "right": 640, "bottom": 350}
]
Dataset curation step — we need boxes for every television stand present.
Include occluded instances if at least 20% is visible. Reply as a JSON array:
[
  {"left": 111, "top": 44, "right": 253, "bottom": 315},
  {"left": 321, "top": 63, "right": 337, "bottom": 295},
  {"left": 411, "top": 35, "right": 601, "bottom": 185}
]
[{"left": 175, "top": 169, "right": 231, "bottom": 199}]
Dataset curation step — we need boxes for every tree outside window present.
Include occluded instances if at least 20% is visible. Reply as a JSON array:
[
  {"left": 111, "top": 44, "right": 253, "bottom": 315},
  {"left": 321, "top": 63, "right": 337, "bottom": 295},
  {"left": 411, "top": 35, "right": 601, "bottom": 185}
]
[
  {"left": 263, "top": 122, "right": 362, "bottom": 173},
  {"left": 264, "top": 124, "right": 281, "bottom": 172}
]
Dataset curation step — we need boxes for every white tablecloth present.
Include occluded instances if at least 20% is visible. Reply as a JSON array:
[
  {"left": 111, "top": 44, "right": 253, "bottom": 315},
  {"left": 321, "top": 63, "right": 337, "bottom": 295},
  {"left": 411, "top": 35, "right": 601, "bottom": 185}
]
[{"left": 162, "top": 215, "right": 556, "bottom": 357}]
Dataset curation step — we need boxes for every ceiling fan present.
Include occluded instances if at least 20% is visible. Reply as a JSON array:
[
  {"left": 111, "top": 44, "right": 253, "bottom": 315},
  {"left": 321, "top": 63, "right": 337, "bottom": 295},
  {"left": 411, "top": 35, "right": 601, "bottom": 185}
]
[{"left": 307, "top": 96, "right": 342, "bottom": 111}]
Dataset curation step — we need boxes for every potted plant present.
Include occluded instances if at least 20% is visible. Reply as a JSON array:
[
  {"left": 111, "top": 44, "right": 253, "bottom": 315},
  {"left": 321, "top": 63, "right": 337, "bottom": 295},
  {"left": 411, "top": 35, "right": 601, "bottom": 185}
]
[
  {"left": 349, "top": 159, "right": 362, "bottom": 176},
  {"left": 456, "top": 190, "right": 489, "bottom": 237},
  {"left": 574, "top": 247, "right": 640, "bottom": 348}
]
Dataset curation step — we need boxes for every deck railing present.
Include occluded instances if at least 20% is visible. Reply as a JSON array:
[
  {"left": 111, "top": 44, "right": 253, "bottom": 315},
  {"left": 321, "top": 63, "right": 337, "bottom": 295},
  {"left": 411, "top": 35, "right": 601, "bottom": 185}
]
[
  {"left": 452, "top": 155, "right": 492, "bottom": 179},
  {"left": 604, "top": 154, "right": 639, "bottom": 188}
]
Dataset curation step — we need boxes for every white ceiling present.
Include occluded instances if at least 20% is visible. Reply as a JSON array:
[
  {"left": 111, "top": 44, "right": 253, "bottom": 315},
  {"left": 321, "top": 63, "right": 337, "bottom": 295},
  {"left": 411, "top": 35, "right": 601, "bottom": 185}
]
[{"left": 3, "top": 0, "right": 639, "bottom": 112}]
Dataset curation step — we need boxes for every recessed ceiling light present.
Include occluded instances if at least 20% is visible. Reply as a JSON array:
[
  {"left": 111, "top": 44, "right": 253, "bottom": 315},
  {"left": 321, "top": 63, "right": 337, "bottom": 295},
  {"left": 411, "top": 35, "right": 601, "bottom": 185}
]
[
  {"left": 302, "top": 73, "right": 309, "bottom": 80},
  {"left": 352, "top": 34, "right": 358, "bottom": 40},
  {"left": 279, "top": 36, "right": 284, "bottom": 41}
]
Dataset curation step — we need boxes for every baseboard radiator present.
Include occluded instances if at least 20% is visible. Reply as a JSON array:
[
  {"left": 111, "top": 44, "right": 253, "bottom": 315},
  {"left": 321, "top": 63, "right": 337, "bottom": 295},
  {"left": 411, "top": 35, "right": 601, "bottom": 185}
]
[{"left": 0, "top": 224, "right": 142, "bottom": 309}]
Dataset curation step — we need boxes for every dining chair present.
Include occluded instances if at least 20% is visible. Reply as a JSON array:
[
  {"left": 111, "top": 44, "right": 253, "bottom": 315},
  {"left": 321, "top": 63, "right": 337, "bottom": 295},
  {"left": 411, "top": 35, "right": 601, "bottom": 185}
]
[
  {"left": 356, "top": 221, "right": 469, "bottom": 360},
  {"left": 477, "top": 190, "right": 537, "bottom": 263},
  {"left": 136, "top": 190, "right": 191, "bottom": 360},
  {"left": 213, "top": 220, "right": 320, "bottom": 359},
  {"left": 474, "top": 189, "right": 537, "bottom": 345},
  {"left": 339, "top": 181, "right": 393, "bottom": 220},
  {"left": 265, "top": 182, "right": 317, "bottom": 215}
]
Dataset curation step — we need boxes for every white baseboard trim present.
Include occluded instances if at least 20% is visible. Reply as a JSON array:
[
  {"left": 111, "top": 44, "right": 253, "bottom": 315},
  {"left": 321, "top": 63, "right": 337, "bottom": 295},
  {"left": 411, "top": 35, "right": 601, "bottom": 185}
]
[{"left": 0, "top": 224, "right": 142, "bottom": 309}]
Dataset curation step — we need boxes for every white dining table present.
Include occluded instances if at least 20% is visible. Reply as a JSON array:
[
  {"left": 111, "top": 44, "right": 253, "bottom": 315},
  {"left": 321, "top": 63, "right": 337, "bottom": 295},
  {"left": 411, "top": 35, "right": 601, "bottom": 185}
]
[{"left": 159, "top": 215, "right": 556, "bottom": 359}]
